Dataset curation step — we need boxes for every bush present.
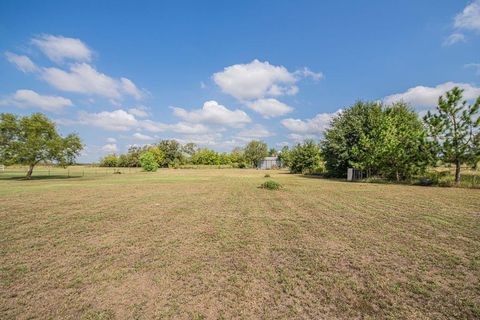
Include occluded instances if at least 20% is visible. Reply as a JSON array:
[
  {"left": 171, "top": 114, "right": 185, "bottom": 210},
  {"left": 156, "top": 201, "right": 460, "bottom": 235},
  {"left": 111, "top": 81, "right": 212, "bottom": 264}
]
[
  {"left": 264, "top": 173, "right": 271, "bottom": 178},
  {"left": 259, "top": 180, "right": 282, "bottom": 190},
  {"left": 139, "top": 151, "right": 159, "bottom": 172}
]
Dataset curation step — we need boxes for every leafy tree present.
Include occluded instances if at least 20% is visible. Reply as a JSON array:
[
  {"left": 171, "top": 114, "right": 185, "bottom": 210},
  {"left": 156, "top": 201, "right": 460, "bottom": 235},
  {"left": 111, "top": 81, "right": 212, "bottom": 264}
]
[
  {"left": 0, "top": 113, "right": 83, "bottom": 179},
  {"left": 139, "top": 151, "right": 159, "bottom": 172},
  {"left": 230, "top": 147, "right": 246, "bottom": 167},
  {"left": 278, "top": 146, "right": 291, "bottom": 168},
  {"left": 289, "top": 140, "right": 322, "bottom": 174},
  {"left": 322, "top": 101, "right": 432, "bottom": 180},
  {"left": 244, "top": 140, "right": 268, "bottom": 167},
  {"left": 100, "top": 154, "right": 119, "bottom": 167},
  {"left": 218, "top": 152, "right": 232, "bottom": 165},
  {"left": 157, "top": 139, "right": 183, "bottom": 166},
  {"left": 190, "top": 148, "right": 219, "bottom": 165},
  {"left": 182, "top": 142, "right": 198, "bottom": 157},
  {"left": 321, "top": 102, "right": 383, "bottom": 177},
  {"left": 424, "top": 87, "right": 480, "bottom": 184},
  {"left": 268, "top": 147, "right": 278, "bottom": 156},
  {"left": 124, "top": 146, "right": 144, "bottom": 167},
  {"left": 148, "top": 146, "right": 166, "bottom": 167}
]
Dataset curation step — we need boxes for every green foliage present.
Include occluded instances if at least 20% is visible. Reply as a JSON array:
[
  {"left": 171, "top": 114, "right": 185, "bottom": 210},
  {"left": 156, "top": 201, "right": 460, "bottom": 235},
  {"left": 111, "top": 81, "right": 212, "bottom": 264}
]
[
  {"left": 148, "top": 146, "right": 165, "bottom": 167},
  {"left": 278, "top": 146, "right": 291, "bottom": 168},
  {"left": 191, "top": 148, "right": 219, "bottom": 165},
  {"left": 289, "top": 140, "right": 322, "bottom": 174},
  {"left": 157, "top": 139, "right": 183, "bottom": 166},
  {"left": 244, "top": 140, "right": 268, "bottom": 167},
  {"left": 139, "top": 151, "right": 159, "bottom": 172},
  {"left": 268, "top": 148, "right": 278, "bottom": 156},
  {"left": 424, "top": 87, "right": 480, "bottom": 184},
  {"left": 321, "top": 101, "right": 432, "bottom": 180},
  {"left": 0, "top": 113, "right": 83, "bottom": 178},
  {"left": 230, "top": 147, "right": 246, "bottom": 168},
  {"left": 259, "top": 180, "right": 282, "bottom": 190},
  {"left": 100, "top": 154, "right": 118, "bottom": 167}
]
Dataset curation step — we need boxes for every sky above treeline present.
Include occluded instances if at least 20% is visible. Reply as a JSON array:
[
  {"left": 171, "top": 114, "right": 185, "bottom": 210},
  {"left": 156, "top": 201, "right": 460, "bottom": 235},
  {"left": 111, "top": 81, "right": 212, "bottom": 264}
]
[{"left": 1, "top": 0, "right": 479, "bottom": 162}]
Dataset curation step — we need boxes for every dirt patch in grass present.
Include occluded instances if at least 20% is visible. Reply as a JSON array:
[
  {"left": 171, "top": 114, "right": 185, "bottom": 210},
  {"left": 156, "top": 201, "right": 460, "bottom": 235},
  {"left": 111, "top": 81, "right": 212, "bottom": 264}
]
[{"left": 1, "top": 169, "right": 479, "bottom": 319}]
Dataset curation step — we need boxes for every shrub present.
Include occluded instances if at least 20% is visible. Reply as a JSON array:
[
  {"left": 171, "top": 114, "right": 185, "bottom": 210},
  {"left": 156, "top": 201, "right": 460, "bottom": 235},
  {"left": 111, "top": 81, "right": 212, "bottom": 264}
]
[
  {"left": 259, "top": 180, "right": 282, "bottom": 190},
  {"left": 264, "top": 173, "right": 271, "bottom": 178},
  {"left": 139, "top": 151, "right": 159, "bottom": 172}
]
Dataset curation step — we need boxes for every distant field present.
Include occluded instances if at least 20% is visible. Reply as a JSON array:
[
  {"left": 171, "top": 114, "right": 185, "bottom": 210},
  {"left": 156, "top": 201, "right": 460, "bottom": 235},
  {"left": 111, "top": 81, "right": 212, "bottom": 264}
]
[{"left": 1, "top": 169, "right": 479, "bottom": 319}]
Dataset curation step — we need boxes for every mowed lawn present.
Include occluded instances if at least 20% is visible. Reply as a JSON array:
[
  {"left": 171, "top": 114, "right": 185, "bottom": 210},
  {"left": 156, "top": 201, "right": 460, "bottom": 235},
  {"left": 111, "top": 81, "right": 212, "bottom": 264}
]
[{"left": 1, "top": 169, "right": 479, "bottom": 319}]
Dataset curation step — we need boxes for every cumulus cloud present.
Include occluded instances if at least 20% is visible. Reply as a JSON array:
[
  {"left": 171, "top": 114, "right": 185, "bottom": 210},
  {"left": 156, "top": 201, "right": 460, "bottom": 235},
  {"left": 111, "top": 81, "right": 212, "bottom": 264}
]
[
  {"left": 247, "top": 98, "right": 293, "bottom": 118},
  {"left": 281, "top": 111, "right": 341, "bottom": 137},
  {"left": 132, "top": 132, "right": 154, "bottom": 141},
  {"left": 213, "top": 59, "right": 298, "bottom": 100},
  {"left": 171, "top": 100, "right": 251, "bottom": 127},
  {"left": 237, "top": 124, "right": 273, "bottom": 140},
  {"left": 4, "top": 52, "right": 38, "bottom": 73},
  {"left": 443, "top": 33, "right": 466, "bottom": 46},
  {"left": 383, "top": 82, "right": 480, "bottom": 108},
  {"left": 42, "top": 63, "right": 142, "bottom": 100},
  {"left": 101, "top": 143, "right": 118, "bottom": 153},
  {"left": 31, "top": 34, "right": 92, "bottom": 63},
  {"left": 78, "top": 109, "right": 139, "bottom": 131},
  {"left": 454, "top": 1, "right": 480, "bottom": 32},
  {"left": 106, "top": 137, "right": 117, "bottom": 143},
  {"left": 0, "top": 89, "right": 72, "bottom": 112}
]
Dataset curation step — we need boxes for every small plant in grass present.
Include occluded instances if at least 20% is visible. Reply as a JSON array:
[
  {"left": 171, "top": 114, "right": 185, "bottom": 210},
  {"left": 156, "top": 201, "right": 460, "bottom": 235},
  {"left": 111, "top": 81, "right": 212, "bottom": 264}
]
[
  {"left": 264, "top": 173, "right": 271, "bottom": 178},
  {"left": 259, "top": 180, "right": 282, "bottom": 190}
]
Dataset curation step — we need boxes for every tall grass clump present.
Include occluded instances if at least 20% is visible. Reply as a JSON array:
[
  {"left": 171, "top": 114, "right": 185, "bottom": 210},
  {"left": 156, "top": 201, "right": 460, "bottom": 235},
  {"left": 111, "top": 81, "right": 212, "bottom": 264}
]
[{"left": 259, "top": 180, "right": 282, "bottom": 190}]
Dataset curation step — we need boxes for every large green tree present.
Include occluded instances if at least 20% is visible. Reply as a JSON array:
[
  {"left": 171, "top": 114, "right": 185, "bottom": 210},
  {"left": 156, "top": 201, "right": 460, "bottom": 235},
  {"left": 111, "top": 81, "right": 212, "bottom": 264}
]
[
  {"left": 244, "top": 140, "right": 268, "bottom": 167},
  {"left": 321, "top": 101, "right": 432, "bottom": 180},
  {"left": 0, "top": 113, "right": 83, "bottom": 179},
  {"left": 289, "top": 140, "right": 322, "bottom": 174},
  {"left": 424, "top": 87, "right": 480, "bottom": 184},
  {"left": 157, "top": 139, "right": 183, "bottom": 167}
]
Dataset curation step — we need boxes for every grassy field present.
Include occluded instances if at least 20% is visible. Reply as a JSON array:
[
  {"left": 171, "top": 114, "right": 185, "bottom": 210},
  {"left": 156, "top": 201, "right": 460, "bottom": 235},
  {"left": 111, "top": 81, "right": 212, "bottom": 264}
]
[{"left": 1, "top": 169, "right": 479, "bottom": 319}]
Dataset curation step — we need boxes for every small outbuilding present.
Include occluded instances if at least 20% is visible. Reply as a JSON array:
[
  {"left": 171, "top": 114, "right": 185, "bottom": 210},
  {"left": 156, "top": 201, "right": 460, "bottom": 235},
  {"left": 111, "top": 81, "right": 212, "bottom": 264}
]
[{"left": 257, "top": 156, "right": 282, "bottom": 169}]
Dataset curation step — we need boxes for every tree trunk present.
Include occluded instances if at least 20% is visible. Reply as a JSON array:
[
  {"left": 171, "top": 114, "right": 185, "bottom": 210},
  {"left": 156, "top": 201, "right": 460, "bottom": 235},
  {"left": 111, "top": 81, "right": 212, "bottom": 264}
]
[
  {"left": 455, "top": 159, "right": 461, "bottom": 185},
  {"left": 26, "top": 164, "right": 34, "bottom": 179}
]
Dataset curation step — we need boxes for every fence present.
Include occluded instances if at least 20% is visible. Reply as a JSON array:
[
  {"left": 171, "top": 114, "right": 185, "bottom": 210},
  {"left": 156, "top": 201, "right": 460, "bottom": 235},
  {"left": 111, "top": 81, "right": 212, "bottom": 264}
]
[
  {"left": 0, "top": 166, "right": 144, "bottom": 179},
  {"left": 347, "top": 168, "right": 371, "bottom": 181}
]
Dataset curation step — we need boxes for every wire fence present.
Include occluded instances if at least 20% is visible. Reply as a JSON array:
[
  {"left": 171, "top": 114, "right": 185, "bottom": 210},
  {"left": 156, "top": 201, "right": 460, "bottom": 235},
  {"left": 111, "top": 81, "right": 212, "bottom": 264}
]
[{"left": 0, "top": 166, "right": 144, "bottom": 179}]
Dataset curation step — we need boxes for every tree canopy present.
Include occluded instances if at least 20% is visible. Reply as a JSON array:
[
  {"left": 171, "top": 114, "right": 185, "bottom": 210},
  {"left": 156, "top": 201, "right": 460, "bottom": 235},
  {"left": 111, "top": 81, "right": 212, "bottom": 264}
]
[
  {"left": 424, "top": 87, "right": 480, "bottom": 184},
  {"left": 244, "top": 140, "right": 268, "bottom": 167},
  {"left": 0, "top": 113, "right": 83, "bottom": 178}
]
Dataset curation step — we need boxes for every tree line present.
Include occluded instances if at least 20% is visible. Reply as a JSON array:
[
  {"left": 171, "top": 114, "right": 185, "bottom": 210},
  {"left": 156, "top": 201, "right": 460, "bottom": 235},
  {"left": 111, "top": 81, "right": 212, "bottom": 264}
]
[
  {"left": 1, "top": 87, "right": 479, "bottom": 183},
  {"left": 99, "top": 139, "right": 276, "bottom": 170}
]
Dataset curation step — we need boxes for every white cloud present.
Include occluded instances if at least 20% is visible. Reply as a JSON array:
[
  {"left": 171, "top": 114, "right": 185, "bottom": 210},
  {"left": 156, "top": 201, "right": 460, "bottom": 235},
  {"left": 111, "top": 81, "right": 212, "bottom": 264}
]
[
  {"left": 247, "top": 98, "right": 293, "bottom": 118},
  {"left": 383, "top": 82, "right": 480, "bottom": 108},
  {"left": 454, "top": 1, "right": 480, "bottom": 32},
  {"left": 213, "top": 59, "right": 298, "bottom": 100},
  {"left": 106, "top": 137, "right": 117, "bottom": 143},
  {"left": 171, "top": 100, "right": 251, "bottom": 127},
  {"left": 132, "top": 132, "right": 154, "bottom": 141},
  {"left": 78, "top": 109, "right": 139, "bottom": 131},
  {"left": 101, "top": 143, "right": 118, "bottom": 153},
  {"left": 443, "top": 33, "right": 466, "bottom": 46},
  {"left": 32, "top": 34, "right": 92, "bottom": 63},
  {"left": 465, "top": 63, "right": 480, "bottom": 75},
  {"left": 121, "top": 78, "right": 143, "bottom": 99},
  {"left": 128, "top": 106, "right": 149, "bottom": 118},
  {"left": 4, "top": 52, "right": 38, "bottom": 73},
  {"left": 237, "top": 124, "right": 273, "bottom": 140},
  {"left": 42, "top": 63, "right": 142, "bottom": 100},
  {"left": 294, "top": 67, "right": 324, "bottom": 81},
  {"left": 169, "top": 122, "right": 211, "bottom": 134},
  {"left": 281, "top": 111, "right": 340, "bottom": 135},
  {"left": 0, "top": 89, "right": 72, "bottom": 112}
]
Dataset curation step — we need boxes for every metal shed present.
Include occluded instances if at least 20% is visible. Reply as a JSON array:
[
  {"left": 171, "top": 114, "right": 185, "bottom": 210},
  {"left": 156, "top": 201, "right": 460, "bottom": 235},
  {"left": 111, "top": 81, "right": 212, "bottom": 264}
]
[{"left": 257, "top": 156, "right": 282, "bottom": 169}]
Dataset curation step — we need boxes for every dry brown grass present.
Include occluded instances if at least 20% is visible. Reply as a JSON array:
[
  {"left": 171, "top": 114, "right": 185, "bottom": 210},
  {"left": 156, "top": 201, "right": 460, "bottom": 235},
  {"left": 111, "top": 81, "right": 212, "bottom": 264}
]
[{"left": 1, "top": 169, "right": 479, "bottom": 319}]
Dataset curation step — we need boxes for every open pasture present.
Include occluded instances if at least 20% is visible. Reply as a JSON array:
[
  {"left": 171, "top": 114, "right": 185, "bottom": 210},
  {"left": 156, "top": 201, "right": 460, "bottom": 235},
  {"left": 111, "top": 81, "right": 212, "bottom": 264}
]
[{"left": 1, "top": 169, "right": 479, "bottom": 319}]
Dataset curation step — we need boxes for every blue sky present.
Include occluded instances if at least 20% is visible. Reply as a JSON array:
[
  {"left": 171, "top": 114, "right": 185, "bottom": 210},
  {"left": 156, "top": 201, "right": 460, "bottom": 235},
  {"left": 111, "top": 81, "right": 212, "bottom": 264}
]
[{"left": 1, "top": 0, "right": 479, "bottom": 162}]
